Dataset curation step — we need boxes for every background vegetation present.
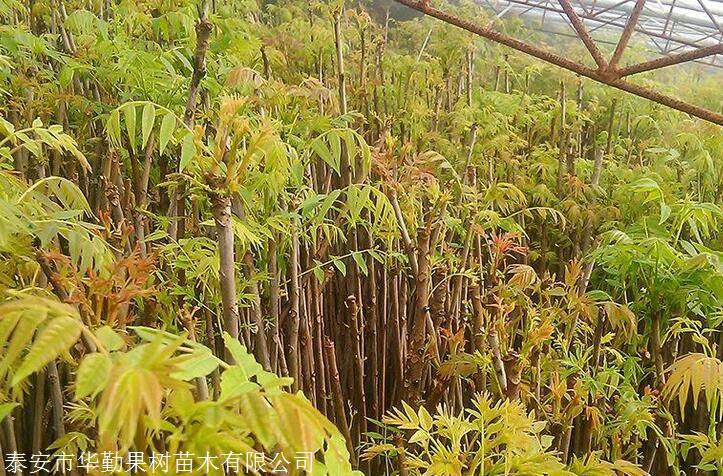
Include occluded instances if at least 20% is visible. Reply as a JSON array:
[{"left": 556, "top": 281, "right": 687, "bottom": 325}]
[{"left": 0, "top": 0, "right": 722, "bottom": 474}]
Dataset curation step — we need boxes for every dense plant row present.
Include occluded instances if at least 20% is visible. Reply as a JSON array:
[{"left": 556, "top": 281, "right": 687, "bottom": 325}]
[{"left": 0, "top": 0, "right": 722, "bottom": 474}]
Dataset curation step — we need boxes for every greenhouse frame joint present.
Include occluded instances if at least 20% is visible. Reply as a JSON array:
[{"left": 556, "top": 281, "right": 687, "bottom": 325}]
[{"left": 393, "top": 0, "right": 723, "bottom": 126}]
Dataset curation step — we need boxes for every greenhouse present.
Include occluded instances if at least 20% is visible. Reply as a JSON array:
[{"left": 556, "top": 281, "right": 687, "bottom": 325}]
[
  {"left": 482, "top": 0, "right": 723, "bottom": 65},
  {"left": 0, "top": 0, "right": 721, "bottom": 474}
]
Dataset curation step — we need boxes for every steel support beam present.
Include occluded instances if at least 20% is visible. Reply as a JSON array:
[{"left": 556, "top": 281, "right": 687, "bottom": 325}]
[
  {"left": 391, "top": 0, "right": 723, "bottom": 125},
  {"left": 620, "top": 43, "right": 723, "bottom": 75},
  {"left": 558, "top": 0, "right": 609, "bottom": 67},
  {"left": 696, "top": 0, "right": 723, "bottom": 36},
  {"left": 589, "top": 0, "right": 628, "bottom": 17},
  {"left": 609, "top": 0, "right": 647, "bottom": 69},
  {"left": 451, "top": 0, "right": 721, "bottom": 54},
  {"left": 493, "top": 0, "right": 712, "bottom": 49}
]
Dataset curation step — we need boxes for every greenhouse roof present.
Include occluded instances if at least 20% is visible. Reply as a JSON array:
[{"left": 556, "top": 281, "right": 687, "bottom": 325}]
[
  {"left": 393, "top": 0, "right": 723, "bottom": 125},
  {"left": 479, "top": 0, "right": 723, "bottom": 68}
]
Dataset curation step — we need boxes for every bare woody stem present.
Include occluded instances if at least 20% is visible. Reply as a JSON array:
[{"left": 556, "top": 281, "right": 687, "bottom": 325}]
[
  {"left": 169, "top": 0, "right": 212, "bottom": 241},
  {"left": 404, "top": 214, "right": 433, "bottom": 406},
  {"left": 210, "top": 192, "right": 240, "bottom": 358}
]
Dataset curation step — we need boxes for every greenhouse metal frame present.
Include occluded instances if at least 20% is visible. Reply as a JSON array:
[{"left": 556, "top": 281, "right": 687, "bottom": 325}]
[{"left": 393, "top": 0, "right": 723, "bottom": 125}]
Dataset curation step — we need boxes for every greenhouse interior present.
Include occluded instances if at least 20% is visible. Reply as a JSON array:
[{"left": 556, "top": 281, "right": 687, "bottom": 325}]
[{"left": 0, "top": 0, "right": 722, "bottom": 474}]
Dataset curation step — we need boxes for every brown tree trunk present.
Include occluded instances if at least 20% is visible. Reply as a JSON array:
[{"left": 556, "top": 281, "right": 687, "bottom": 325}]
[
  {"left": 169, "top": 0, "right": 212, "bottom": 241},
  {"left": 325, "top": 338, "right": 356, "bottom": 467},
  {"left": 242, "top": 250, "right": 272, "bottom": 370},
  {"left": 210, "top": 192, "right": 240, "bottom": 357},
  {"left": 288, "top": 225, "right": 301, "bottom": 392},
  {"left": 404, "top": 217, "right": 432, "bottom": 406}
]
